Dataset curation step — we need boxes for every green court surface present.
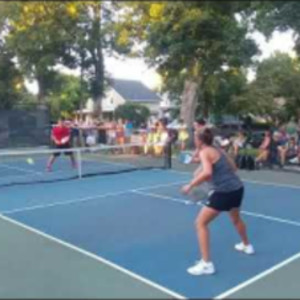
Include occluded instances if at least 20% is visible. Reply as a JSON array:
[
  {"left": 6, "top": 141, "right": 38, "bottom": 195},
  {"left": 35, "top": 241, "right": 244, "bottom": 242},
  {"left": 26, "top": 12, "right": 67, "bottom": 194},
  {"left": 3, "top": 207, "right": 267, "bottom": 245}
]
[
  {"left": 226, "top": 255, "right": 300, "bottom": 299},
  {"left": 0, "top": 216, "right": 174, "bottom": 299},
  {"left": 218, "top": 169, "right": 300, "bottom": 299}
]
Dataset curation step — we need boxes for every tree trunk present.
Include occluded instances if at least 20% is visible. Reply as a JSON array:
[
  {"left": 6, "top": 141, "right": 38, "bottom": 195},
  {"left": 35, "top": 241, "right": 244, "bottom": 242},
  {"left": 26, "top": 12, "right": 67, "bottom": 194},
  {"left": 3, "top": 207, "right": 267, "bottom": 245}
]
[
  {"left": 180, "top": 79, "right": 199, "bottom": 128},
  {"left": 91, "top": 2, "right": 104, "bottom": 118},
  {"left": 93, "top": 96, "right": 102, "bottom": 118}
]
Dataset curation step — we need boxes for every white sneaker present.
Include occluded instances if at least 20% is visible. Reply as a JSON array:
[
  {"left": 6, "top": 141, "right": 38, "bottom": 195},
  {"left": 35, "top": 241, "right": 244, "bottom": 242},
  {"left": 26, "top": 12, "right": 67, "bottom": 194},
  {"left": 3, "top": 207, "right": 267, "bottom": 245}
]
[
  {"left": 235, "top": 242, "right": 255, "bottom": 255},
  {"left": 187, "top": 259, "right": 215, "bottom": 275}
]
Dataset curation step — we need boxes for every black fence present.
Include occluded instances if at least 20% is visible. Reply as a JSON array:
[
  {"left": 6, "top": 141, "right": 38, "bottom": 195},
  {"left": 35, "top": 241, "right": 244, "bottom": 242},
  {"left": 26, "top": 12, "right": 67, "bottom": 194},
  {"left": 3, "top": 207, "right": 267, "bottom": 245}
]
[{"left": 0, "top": 107, "right": 51, "bottom": 148}]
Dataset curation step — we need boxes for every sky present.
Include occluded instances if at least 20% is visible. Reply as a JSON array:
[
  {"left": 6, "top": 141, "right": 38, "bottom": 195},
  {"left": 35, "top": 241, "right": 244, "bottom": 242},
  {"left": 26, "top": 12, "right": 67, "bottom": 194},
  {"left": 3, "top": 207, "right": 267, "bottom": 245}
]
[
  {"left": 25, "top": 29, "right": 297, "bottom": 94},
  {"left": 104, "top": 29, "right": 297, "bottom": 87},
  {"left": 246, "top": 29, "right": 296, "bottom": 81}
]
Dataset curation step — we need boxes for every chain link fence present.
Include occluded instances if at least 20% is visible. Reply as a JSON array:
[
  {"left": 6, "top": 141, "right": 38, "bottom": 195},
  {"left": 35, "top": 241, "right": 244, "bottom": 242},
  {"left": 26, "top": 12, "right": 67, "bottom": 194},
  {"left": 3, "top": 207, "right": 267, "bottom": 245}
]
[{"left": 0, "top": 106, "right": 51, "bottom": 149}]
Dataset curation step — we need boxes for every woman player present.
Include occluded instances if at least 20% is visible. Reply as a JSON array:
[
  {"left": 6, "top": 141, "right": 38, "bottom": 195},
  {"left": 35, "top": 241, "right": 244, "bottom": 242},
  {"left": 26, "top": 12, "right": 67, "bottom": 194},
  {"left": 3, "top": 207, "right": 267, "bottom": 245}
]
[{"left": 182, "top": 128, "right": 254, "bottom": 275}]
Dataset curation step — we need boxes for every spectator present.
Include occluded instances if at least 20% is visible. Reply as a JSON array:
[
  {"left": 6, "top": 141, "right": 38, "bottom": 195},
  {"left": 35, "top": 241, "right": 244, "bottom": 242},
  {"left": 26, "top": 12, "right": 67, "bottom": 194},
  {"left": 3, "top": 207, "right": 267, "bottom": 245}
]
[
  {"left": 153, "top": 121, "right": 169, "bottom": 156},
  {"left": 144, "top": 127, "right": 155, "bottom": 155},
  {"left": 124, "top": 119, "right": 133, "bottom": 143},
  {"left": 71, "top": 117, "right": 80, "bottom": 148},
  {"left": 275, "top": 125, "right": 289, "bottom": 165},
  {"left": 190, "top": 118, "right": 207, "bottom": 163},
  {"left": 269, "top": 130, "right": 283, "bottom": 166},
  {"left": 85, "top": 118, "right": 98, "bottom": 147},
  {"left": 255, "top": 130, "right": 272, "bottom": 166},
  {"left": 178, "top": 119, "right": 189, "bottom": 151},
  {"left": 278, "top": 125, "right": 289, "bottom": 144},
  {"left": 193, "top": 118, "right": 206, "bottom": 134},
  {"left": 97, "top": 121, "right": 107, "bottom": 144},
  {"left": 233, "top": 131, "right": 246, "bottom": 158},
  {"left": 107, "top": 120, "right": 117, "bottom": 145},
  {"left": 286, "top": 117, "right": 298, "bottom": 140},
  {"left": 219, "top": 135, "right": 232, "bottom": 153},
  {"left": 278, "top": 136, "right": 299, "bottom": 166},
  {"left": 116, "top": 119, "right": 125, "bottom": 146}
]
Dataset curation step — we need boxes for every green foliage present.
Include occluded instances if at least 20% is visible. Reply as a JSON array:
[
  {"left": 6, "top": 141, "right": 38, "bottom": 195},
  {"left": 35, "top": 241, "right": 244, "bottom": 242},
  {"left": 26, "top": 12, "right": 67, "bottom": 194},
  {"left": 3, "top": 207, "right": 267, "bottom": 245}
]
[
  {"left": 239, "top": 148, "right": 259, "bottom": 157},
  {"left": 1, "top": 0, "right": 300, "bottom": 123},
  {"left": 254, "top": 2, "right": 300, "bottom": 35},
  {"left": 2, "top": 2, "right": 79, "bottom": 102},
  {"left": 114, "top": 103, "right": 150, "bottom": 127},
  {"left": 45, "top": 73, "right": 89, "bottom": 120},
  {"left": 252, "top": 2, "right": 300, "bottom": 55},
  {"left": 117, "top": 1, "right": 258, "bottom": 118},
  {"left": 0, "top": 50, "right": 24, "bottom": 109},
  {"left": 233, "top": 52, "right": 300, "bottom": 121},
  {"left": 0, "top": 2, "right": 121, "bottom": 105},
  {"left": 201, "top": 68, "right": 248, "bottom": 118}
]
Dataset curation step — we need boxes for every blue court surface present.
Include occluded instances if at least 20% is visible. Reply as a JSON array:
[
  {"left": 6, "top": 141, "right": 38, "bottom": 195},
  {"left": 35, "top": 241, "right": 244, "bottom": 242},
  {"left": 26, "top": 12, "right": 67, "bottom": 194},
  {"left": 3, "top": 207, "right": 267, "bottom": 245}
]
[{"left": 0, "top": 164, "right": 300, "bottom": 298}]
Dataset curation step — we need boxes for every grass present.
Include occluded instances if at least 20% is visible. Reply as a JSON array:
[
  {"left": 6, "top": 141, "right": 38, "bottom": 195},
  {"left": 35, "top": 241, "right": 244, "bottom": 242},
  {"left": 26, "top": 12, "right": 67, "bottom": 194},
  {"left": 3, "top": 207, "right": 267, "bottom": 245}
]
[{"left": 239, "top": 148, "right": 259, "bottom": 157}]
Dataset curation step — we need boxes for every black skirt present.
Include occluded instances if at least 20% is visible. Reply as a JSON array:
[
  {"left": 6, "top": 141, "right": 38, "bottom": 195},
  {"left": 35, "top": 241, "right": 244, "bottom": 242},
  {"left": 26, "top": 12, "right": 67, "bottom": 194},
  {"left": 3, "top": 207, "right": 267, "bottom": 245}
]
[{"left": 205, "top": 186, "right": 244, "bottom": 211}]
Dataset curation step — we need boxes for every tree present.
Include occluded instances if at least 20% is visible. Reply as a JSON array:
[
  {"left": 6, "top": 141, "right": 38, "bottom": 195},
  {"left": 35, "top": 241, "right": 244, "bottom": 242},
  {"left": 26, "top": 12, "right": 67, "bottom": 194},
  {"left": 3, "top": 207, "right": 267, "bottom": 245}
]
[
  {"left": 253, "top": 1, "right": 300, "bottom": 44},
  {"left": 251, "top": 1, "right": 300, "bottom": 120},
  {"left": 46, "top": 73, "right": 89, "bottom": 120},
  {"left": 1, "top": 2, "right": 125, "bottom": 111},
  {"left": 233, "top": 52, "right": 300, "bottom": 121},
  {"left": 115, "top": 103, "right": 150, "bottom": 127},
  {"left": 0, "top": 48, "right": 25, "bottom": 109},
  {"left": 1, "top": 2, "right": 78, "bottom": 103},
  {"left": 116, "top": 1, "right": 258, "bottom": 126},
  {"left": 204, "top": 68, "right": 248, "bottom": 119}
]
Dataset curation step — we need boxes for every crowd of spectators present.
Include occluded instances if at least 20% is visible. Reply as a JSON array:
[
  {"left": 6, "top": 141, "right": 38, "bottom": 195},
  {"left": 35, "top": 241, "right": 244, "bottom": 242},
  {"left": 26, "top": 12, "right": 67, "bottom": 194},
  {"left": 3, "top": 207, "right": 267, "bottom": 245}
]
[
  {"left": 55, "top": 116, "right": 300, "bottom": 169},
  {"left": 60, "top": 117, "right": 181, "bottom": 156},
  {"left": 221, "top": 118, "right": 300, "bottom": 168}
]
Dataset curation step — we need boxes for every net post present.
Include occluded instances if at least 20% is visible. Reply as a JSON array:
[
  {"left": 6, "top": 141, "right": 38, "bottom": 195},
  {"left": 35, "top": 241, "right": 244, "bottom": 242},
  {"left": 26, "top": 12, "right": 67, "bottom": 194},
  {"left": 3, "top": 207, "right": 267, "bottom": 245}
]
[
  {"left": 164, "top": 141, "right": 172, "bottom": 169},
  {"left": 76, "top": 149, "right": 82, "bottom": 179}
]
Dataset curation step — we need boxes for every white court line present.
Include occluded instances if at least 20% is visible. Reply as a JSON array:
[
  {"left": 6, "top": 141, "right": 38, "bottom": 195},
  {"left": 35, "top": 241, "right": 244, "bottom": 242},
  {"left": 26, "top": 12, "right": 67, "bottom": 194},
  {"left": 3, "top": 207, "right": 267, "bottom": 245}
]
[
  {"left": 134, "top": 181, "right": 186, "bottom": 192},
  {"left": 214, "top": 251, "right": 300, "bottom": 299},
  {"left": 132, "top": 190, "right": 194, "bottom": 205},
  {"left": 243, "top": 179, "right": 300, "bottom": 190},
  {"left": 0, "top": 167, "right": 78, "bottom": 186},
  {"left": 0, "top": 159, "right": 78, "bottom": 178},
  {"left": 2, "top": 190, "right": 132, "bottom": 215},
  {"left": 132, "top": 190, "right": 300, "bottom": 228},
  {"left": 4, "top": 180, "right": 300, "bottom": 228},
  {"left": 0, "top": 166, "right": 73, "bottom": 180},
  {"left": 2, "top": 180, "right": 187, "bottom": 215},
  {"left": 0, "top": 172, "right": 41, "bottom": 182},
  {"left": 0, "top": 163, "right": 43, "bottom": 176},
  {"left": 241, "top": 211, "right": 300, "bottom": 227},
  {"left": 168, "top": 169, "right": 300, "bottom": 190},
  {"left": 0, "top": 213, "right": 186, "bottom": 300}
]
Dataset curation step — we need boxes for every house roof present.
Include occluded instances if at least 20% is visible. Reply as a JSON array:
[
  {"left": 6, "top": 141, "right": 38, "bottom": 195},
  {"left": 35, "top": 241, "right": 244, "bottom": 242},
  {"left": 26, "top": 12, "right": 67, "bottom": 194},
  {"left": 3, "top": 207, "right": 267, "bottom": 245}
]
[{"left": 110, "top": 79, "right": 161, "bottom": 103}]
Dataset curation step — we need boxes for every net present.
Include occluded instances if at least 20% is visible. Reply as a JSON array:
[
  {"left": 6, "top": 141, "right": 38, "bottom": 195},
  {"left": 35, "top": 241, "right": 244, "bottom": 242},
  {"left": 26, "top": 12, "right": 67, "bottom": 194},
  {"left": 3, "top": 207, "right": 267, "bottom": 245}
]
[{"left": 0, "top": 143, "right": 172, "bottom": 188}]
